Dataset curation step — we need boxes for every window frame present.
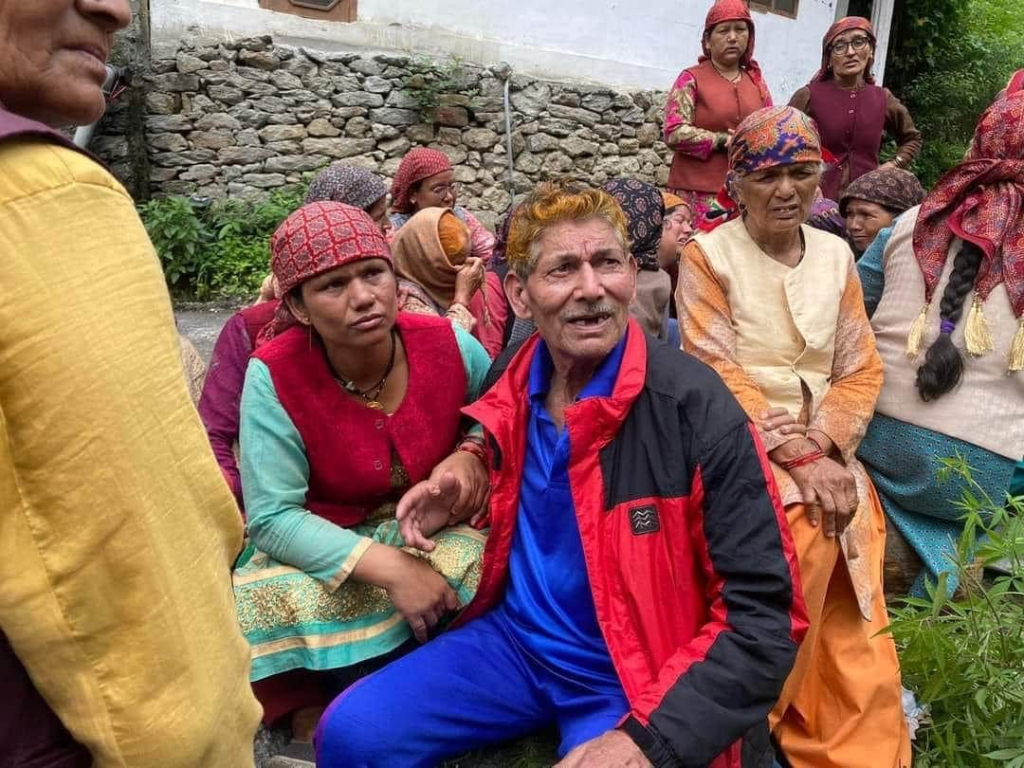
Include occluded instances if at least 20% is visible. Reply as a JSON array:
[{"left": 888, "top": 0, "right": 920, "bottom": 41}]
[
  {"left": 256, "top": 0, "right": 357, "bottom": 22},
  {"left": 749, "top": 0, "right": 799, "bottom": 20}
]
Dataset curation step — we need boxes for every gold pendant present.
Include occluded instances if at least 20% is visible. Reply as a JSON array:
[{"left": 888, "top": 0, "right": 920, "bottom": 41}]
[{"left": 365, "top": 400, "right": 385, "bottom": 411}]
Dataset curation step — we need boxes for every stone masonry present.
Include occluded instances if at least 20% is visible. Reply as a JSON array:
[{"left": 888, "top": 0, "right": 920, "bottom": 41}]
[{"left": 95, "top": 36, "right": 672, "bottom": 227}]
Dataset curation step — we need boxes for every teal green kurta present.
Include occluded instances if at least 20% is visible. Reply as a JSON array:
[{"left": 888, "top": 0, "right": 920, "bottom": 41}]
[{"left": 235, "top": 326, "right": 491, "bottom": 680}]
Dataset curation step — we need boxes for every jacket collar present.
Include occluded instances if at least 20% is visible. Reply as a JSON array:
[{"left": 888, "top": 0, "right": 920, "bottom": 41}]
[{"left": 464, "top": 318, "right": 648, "bottom": 450}]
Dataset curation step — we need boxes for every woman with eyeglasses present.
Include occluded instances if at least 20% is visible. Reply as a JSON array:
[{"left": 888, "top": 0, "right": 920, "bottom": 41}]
[
  {"left": 389, "top": 147, "right": 496, "bottom": 262},
  {"left": 789, "top": 17, "right": 922, "bottom": 202}
]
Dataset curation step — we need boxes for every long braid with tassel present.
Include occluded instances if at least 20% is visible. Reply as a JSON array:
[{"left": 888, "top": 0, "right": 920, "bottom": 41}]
[{"left": 915, "top": 241, "right": 985, "bottom": 401}]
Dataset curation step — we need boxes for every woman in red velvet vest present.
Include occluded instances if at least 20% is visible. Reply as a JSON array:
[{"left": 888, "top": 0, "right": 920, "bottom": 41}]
[
  {"left": 198, "top": 163, "right": 391, "bottom": 510},
  {"left": 789, "top": 17, "right": 922, "bottom": 202},
  {"left": 233, "top": 201, "right": 492, "bottom": 744},
  {"left": 663, "top": 0, "right": 772, "bottom": 228}
]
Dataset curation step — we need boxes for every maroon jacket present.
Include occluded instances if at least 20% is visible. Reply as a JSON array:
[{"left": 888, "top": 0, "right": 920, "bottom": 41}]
[
  {"left": 459, "top": 321, "right": 808, "bottom": 768},
  {"left": 0, "top": 106, "right": 94, "bottom": 768},
  {"left": 807, "top": 80, "right": 887, "bottom": 201},
  {"left": 198, "top": 299, "right": 279, "bottom": 506}
]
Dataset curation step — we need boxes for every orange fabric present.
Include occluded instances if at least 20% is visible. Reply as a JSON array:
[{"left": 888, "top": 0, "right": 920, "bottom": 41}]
[
  {"left": 437, "top": 210, "right": 471, "bottom": 265},
  {"left": 392, "top": 207, "right": 463, "bottom": 308},
  {"left": 678, "top": 235, "right": 881, "bottom": 615},
  {"left": 770, "top": 486, "right": 911, "bottom": 768},
  {"left": 662, "top": 191, "right": 687, "bottom": 211}
]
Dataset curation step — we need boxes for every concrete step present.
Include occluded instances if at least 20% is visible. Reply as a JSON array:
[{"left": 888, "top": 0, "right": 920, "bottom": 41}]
[{"left": 265, "top": 757, "right": 314, "bottom": 768}]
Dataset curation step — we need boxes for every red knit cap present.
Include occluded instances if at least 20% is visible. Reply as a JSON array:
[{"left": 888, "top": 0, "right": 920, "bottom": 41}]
[
  {"left": 258, "top": 202, "right": 393, "bottom": 346},
  {"left": 390, "top": 148, "right": 454, "bottom": 214},
  {"left": 271, "top": 201, "right": 392, "bottom": 296}
]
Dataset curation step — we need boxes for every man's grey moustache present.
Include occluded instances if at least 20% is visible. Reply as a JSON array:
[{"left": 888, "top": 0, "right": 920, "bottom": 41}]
[{"left": 563, "top": 307, "right": 615, "bottom": 322}]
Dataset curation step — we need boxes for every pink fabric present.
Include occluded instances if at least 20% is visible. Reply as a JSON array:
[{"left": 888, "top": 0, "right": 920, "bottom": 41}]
[
  {"left": 469, "top": 271, "right": 509, "bottom": 359},
  {"left": 464, "top": 209, "right": 497, "bottom": 264}
]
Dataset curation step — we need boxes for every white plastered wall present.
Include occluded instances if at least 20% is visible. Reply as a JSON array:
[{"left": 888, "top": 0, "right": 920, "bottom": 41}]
[{"left": 151, "top": 0, "right": 844, "bottom": 99}]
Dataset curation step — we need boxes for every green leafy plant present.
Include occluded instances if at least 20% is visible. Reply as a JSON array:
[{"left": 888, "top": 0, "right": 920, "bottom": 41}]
[
  {"left": 402, "top": 54, "right": 480, "bottom": 122},
  {"left": 887, "top": 454, "right": 1024, "bottom": 766},
  {"left": 139, "top": 183, "right": 308, "bottom": 299},
  {"left": 138, "top": 196, "right": 213, "bottom": 290},
  {"left": 886, "top": 0, "right": 1024, "bottom": 187}
]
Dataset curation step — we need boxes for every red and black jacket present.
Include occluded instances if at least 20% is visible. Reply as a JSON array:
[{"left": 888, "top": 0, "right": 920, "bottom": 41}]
[{"left": 460, "top": 320, "right": 808, "bottom": 768}]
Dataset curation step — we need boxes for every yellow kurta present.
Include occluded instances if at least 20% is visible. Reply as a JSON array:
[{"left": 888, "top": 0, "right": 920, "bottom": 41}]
[{"left": 0, "top": 140, "right": 261, "bottom": 766}]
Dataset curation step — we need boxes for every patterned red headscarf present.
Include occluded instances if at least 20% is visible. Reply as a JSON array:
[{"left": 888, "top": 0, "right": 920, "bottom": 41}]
[
  {"left": 1003, "top": 69, "right": 1024, "bottom": 98},
  {"left": 390, "top": 148, "right": 454, "bottom": 214},
  {"left": 699, "top": 0, "right": 770, "bottom": 102},
  {"left": 811, "top": 16, "right": 876, "bottom": 84},
  {"left": 257, "top": 202, "right": 393, "bottom": 344},
  {"left": 911, "top": 91, "right": 1024, "bottom": 365}
]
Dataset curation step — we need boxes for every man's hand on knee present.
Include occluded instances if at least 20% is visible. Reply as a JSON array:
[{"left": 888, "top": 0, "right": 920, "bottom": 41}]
[{"left": 554, "top": 730, "right": 651, "bottom": 768}]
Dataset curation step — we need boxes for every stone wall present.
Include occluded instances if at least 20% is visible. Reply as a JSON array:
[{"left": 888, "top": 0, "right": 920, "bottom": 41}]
[{"left": 95, "top": 35, "right": 672, "bottom": 224}]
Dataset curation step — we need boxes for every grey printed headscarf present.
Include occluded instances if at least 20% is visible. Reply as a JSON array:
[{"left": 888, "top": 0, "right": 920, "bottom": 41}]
[{"left": 305, "top": 164, "right": 388, "bottom": 211}]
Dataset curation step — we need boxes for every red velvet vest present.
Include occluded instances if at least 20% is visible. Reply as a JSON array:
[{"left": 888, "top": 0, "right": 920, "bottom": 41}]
[
  {"left": 240, "top": 299, "right": 279, "bottom": 347},
  {"left": 808, "top": 80, "right": 887, "bottom": 201},
  {"left": 668, "top": 61, "right": 768, "bottom": 193},
  {"left": 254, "top": 312, "right": 467, "bottom": 528}
]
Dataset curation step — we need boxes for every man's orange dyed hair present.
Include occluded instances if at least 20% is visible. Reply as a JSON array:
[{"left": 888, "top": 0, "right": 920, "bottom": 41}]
[{"left": 505, "top": 181, "right": 631, "bottom": 279}]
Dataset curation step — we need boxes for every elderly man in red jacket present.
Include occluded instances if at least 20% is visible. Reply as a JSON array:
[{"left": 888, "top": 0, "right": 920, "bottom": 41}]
[{"left": 315, "top": 181, "right": 808, "bottom": 768}]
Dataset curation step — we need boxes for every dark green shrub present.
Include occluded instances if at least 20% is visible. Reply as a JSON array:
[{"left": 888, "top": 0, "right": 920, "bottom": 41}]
[
  {"left": 887, "top": 0, "right": 1024, "bottom": 188},
  {"left": 139, "top": 183, "right": 308, "bottom": 300},
  {"left": 887, "top": 455, "right": 1024, "bottom": 766}
]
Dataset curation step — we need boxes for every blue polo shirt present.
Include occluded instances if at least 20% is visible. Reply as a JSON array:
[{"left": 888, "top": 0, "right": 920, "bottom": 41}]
[{"left": 495, "top": 334, "right": 628, "bottom": 693}]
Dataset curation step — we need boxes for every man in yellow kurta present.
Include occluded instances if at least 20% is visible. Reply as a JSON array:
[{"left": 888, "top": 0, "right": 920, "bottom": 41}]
[
  {"left": 0, "top": 133, "right": 262, "bottom": 764},
  {"left": 0, "top": 3, "right": 262, "bottom": 756}
]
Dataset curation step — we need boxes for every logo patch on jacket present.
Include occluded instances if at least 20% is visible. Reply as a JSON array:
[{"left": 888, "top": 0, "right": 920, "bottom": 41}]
[{"left": 629, "top": 505, "right": 660, "bottom": 535}]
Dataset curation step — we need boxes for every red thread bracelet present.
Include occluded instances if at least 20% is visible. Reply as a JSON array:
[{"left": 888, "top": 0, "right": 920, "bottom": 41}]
[
  {"left": 780, "top": 450, "right": 825, "bottom": 472},
  {"left": 455, "top": 440, "right": 487, "bottom": 466}
]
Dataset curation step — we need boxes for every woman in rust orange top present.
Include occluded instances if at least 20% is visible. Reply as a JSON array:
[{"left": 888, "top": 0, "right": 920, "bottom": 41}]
[{"left": 663, "top": 0, "right": 772, "bottom": 227}]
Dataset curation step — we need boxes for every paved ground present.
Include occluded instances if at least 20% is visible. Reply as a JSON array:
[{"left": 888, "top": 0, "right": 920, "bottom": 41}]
[{"left": 175, "top": 303, "right": 238, "bottom": 362}]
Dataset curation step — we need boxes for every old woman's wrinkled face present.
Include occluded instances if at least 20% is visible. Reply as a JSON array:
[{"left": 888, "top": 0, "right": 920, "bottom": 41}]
[
  {"left": 0, "top": 0, "right": 131, "bottom": 127},
  {"left": 736, "top": 162, "right": 821, "bottom": 237}
]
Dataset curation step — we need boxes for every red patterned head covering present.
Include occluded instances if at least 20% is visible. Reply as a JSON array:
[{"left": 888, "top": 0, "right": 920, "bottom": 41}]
[
  {"left": 699, "top": 0, "right": 769, "bottom": 102},
  {"left": 1002, "top": 69, "right": 1024, "bottom": 98},
  {"left": 390, "top": 148, "right": 454, "bottom": 214},
  {"left": 912, "top": 91, "right": 1024, "bottom": 333},
  {"left": 258, "top": 202, "right": 393, "bottom": 344},
  {"left": 812, "top": 16, "right": 876, "bottom": 84},
  {"left": 727, "top": 106, "right": 822, "bottom": 177}
]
